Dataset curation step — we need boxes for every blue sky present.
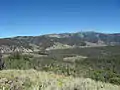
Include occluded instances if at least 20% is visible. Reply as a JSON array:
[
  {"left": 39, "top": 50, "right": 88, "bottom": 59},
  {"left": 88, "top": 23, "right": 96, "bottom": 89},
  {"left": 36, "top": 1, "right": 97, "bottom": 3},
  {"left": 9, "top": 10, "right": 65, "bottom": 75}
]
[{"left": 0, "top": 0, "right": 120, "bottom": 37}]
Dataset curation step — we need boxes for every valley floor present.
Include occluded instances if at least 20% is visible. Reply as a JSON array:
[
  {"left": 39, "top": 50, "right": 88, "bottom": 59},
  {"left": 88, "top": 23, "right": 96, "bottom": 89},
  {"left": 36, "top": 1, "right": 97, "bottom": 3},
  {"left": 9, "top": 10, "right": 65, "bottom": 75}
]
[{"left": 0, "top": 70, "right": 120, "bottom": 90}]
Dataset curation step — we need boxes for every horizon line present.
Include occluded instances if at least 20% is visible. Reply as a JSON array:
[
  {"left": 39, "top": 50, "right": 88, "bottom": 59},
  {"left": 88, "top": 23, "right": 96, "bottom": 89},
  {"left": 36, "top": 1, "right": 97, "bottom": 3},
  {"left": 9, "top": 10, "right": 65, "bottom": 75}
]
[{"left": 0, "top": 31, "right": 120, "bottom": 39}]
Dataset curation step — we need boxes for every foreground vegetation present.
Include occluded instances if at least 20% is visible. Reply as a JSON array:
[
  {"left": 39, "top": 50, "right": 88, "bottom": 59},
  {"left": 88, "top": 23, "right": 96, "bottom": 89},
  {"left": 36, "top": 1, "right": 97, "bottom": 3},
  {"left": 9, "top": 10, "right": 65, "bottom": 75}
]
[{"left": 0, "top": 70, "right": 120, "bottom": 90}]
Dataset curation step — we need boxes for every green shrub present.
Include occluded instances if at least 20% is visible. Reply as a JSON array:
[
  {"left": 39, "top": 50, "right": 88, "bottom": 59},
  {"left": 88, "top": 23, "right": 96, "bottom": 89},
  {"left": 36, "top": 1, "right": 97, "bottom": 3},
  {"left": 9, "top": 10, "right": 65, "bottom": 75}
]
[{"left": 110, "top": 77, "right": 120, "bottom": 85}]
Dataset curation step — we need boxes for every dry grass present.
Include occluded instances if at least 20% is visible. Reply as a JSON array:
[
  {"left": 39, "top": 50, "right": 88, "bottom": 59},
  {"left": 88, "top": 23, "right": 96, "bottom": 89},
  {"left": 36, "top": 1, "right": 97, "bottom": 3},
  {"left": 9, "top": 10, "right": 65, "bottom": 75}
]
[
  {"left": 0, "top": 70, "right": 120, "bottom": 90},
  {"left": 63, "top": 55, "right": 87, "bottom": 62}
]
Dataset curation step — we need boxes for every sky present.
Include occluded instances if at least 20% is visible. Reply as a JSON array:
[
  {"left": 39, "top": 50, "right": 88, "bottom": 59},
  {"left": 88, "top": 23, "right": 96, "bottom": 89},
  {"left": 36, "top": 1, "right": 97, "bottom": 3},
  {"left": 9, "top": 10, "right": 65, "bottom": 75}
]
[{"left": 0, "top": 0, "right": 120, "bottom": 37}]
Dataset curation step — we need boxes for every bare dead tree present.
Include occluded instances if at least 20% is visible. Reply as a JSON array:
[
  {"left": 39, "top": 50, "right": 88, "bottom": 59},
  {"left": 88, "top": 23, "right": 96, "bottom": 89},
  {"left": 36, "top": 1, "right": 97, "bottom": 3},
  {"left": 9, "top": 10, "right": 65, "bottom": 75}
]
[{"left": 0, "top": 50, "right": 5, "bottom": 70}]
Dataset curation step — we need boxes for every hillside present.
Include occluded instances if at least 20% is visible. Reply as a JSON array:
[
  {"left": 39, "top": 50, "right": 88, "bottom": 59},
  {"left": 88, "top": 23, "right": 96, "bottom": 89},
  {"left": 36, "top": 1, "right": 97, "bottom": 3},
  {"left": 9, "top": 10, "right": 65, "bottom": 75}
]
[
  {"left": 0, "top": 32, "right": 120, "bottom": 53},
  {"left": 2, "top": 46, "right": 120, "bottom": 85}
]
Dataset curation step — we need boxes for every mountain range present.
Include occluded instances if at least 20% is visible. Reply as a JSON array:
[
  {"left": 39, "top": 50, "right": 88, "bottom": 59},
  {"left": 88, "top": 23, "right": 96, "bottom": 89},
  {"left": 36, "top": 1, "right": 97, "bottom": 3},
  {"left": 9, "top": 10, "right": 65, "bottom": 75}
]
[{"left": 0, "top": 31, "right": 120, "bottom": 53}]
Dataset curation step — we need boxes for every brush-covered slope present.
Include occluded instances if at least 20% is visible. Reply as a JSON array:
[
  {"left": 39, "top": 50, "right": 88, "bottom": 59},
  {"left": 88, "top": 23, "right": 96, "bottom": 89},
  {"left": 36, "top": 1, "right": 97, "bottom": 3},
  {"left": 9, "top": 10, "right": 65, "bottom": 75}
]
[{"left": 3, "top": 46, "right": 120, "bottom": 85}]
